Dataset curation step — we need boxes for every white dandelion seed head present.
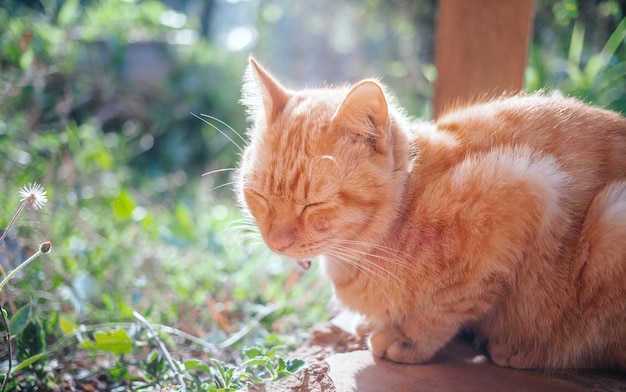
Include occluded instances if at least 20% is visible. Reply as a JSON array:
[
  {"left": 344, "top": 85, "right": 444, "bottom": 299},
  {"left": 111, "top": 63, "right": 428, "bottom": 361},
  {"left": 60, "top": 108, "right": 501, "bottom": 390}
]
[{"left": 19, "top": 183, "right": 48, "bottom": 210}]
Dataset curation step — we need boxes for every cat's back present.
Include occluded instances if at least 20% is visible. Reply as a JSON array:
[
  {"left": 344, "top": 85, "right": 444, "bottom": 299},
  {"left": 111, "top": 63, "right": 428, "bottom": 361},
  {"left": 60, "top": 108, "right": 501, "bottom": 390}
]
[
  {"left": 433, "top": 94, "right": 626, "bottom": 184},
  {"left": 406, "top": 95, "right": 626, "bottom": 370}
]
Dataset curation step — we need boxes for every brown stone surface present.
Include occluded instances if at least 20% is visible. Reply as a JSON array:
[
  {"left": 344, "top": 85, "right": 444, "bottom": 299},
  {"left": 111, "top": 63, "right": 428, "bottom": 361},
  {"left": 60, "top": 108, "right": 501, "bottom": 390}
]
[
  {"left": 245, "top": 322, "right": 365, "bottom": 392},
  {"left": 327, "top": 339, "right": 626, "bottom": 392},
  {"left": 247, "top": 318, "right": 626, "bottom": 392}
]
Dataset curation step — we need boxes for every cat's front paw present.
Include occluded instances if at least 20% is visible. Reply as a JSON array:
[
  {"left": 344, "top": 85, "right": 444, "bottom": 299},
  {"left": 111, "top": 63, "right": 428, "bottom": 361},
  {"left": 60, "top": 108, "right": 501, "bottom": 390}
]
[
  {"left": 368, "top": 326, "right": 435, "bottom": 364},
  {"left": 489, "top": 344, "right": 537, "bottom": 369}
]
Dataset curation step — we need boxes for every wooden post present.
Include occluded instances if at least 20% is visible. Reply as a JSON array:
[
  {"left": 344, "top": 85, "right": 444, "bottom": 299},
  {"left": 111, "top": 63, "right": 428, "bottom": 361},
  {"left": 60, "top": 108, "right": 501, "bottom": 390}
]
[{"left": 433, "top": 0, "right": 534, "bottom": 118}]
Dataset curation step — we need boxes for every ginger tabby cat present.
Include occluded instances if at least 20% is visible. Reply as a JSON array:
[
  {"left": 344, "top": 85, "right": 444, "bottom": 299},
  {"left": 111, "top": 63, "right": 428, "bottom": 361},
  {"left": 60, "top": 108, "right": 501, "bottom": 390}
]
[{"left": 237, "top": 57, "right": 626, "bottom": 370}]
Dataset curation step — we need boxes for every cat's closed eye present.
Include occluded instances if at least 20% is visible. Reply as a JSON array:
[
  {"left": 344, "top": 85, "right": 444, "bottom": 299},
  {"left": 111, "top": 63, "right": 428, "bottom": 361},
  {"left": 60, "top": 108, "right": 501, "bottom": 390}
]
[
  {"left": 302, "top": 201, "right": 326, "bottom": 214},
  {"left": 245, "top": 191, "right": 270, "bottom": 217},
  {"left": 302, "top": 201, "right": 333, "bottom": 231}
]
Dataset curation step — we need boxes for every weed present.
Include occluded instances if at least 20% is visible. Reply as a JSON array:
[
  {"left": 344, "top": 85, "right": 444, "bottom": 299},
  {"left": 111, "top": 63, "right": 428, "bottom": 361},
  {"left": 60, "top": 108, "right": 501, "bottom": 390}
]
[{"left": 0, "top": 184, "right": 51, "bottom": 391}]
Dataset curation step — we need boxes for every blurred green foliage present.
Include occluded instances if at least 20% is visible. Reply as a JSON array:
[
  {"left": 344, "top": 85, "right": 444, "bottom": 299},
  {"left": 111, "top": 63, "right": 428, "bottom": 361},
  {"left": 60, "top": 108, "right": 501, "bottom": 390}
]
[
  {"left": 0, "top": 0, "right": 327, "bottom": 388},
  {"left": 0, "top": 0, "right": 248, "bottom": 189},
  {"left": 529, "top": 0, "right": 626, "bottom": 112}
]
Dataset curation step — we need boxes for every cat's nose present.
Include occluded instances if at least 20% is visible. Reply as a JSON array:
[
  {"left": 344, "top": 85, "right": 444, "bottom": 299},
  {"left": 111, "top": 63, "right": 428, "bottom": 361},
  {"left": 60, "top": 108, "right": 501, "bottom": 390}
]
[{"left": 268, "top": 227, "right": 296, "bottom": 252}]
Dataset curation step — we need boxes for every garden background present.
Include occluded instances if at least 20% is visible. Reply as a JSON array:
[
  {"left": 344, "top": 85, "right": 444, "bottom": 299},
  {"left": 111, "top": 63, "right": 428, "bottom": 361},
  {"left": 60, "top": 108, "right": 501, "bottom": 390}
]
[{"left": 1, "top": 0, "right": 625, "bottom": 389}]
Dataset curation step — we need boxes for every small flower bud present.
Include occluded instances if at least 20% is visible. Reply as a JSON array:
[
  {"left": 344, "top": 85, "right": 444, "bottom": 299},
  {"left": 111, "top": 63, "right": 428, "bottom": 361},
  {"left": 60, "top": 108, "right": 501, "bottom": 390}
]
[{"left": 39, "top": 241, "right": 52, "bottom": 253}]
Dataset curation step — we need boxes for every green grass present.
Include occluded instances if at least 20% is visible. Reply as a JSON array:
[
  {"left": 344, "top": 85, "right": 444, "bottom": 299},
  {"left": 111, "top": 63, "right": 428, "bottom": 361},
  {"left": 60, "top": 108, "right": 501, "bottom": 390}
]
[
  {"left": 0, "top": 120, "right": 330, "bottom": 390},
  {"left": 0, "top": 2, "right": 330, "bottom": 387}
]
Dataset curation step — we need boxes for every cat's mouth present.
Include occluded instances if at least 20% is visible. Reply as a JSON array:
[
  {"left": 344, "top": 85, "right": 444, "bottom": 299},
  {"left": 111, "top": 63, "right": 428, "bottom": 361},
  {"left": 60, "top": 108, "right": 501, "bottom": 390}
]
[{"left": 296, "top": 259, "right": 312, "bottom": 270}]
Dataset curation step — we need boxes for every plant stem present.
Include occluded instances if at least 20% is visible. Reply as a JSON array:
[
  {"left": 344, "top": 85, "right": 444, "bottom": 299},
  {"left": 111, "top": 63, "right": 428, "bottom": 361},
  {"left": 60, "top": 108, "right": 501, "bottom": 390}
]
[
  {"left": 133, "top": 311, "right": 186, "bottom": 391},
  {"left": 0, "top": 307, "right": 11, "bottom": 392},
  {"left": 218, "top": 300, "right": 296, "bottom": 349},
  {"left": 0, "top": 202, "right": 26, "bottom": 244},
  {"left": 0, "top": 242, "right": 51, "bottom": 293},
  {"left": 0, "top": 242, "right": 49, "bottom": 390}
]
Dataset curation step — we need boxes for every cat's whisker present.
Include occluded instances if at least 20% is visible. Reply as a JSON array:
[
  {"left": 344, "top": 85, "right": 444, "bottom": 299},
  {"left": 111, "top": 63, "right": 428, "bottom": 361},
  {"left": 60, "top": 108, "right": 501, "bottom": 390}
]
[
  {"left": 226, "top": 220, "right": 259, "bottom": 231},
  {"left": 202, "top": 168, "right": 238, "bottom": 177},
  {"left": 224, "top": 220, "right": 261, "bottom": 240},
  {"left": 219, "top": 220, "right": 262, "bottom": 252},
  {"left": 191, "top": 112, "right": 244, "bottom": 153},
  {"left": 325, "top": 248, "right": 399, "bottom": 306},
  {"left": 227, "top": 216, "right": 254, "bottom": 225},
  {"left": 209, "top": 181, "right": 237, "bottom": 193},
  {"left": 325, "top": 248, "right": 375, "bottom": 277},
  {"left": 345, "top": 242, "right": 423, "bottom": 277},
  {"left": 326, "top": 245, "right": 408, "bottom": 288},
  {"left": 329, "top": 242, "right": 406, "bottom": 267},
  {"left": 226, "top": 227, "right": 261, "bottom": 241},
  {"left": 227, "top": 225, "right": 259, "bottom": 233},
  {"left": 328, "top": 245, "right": 416, "bottom": 291},
  {"left": 258, "top": 246, "right": 275, "bottom": 263},
  {"left": 225, "top": 229, "right": 259, "bottom": 241},
  {"left": 199, "top": 113, "right": 248, "bottom": 145},
  {"left": 230, "top": 232, "right": 265, "bottom": 254},
  {"left": 232, "top": 231, "right": 258, "bottom": 238},
  {"left": 327, "top": 239, "right": 423, "bottom": 278},
  {"left": 332, "top": 238, "right": 415, "bottom": 264},
  {"left": 228, "top": 227, "right": 259, "bottom": 235}
]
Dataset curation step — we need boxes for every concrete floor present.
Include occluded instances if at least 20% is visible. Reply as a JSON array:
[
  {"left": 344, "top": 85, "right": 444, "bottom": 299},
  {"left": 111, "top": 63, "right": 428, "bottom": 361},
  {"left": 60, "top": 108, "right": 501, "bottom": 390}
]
[
  {"left": 248, "top": 314, "right": 626, "bottom": 391},
  {"left": 326, "top": 337, "right": 626, "bottom": 391}
]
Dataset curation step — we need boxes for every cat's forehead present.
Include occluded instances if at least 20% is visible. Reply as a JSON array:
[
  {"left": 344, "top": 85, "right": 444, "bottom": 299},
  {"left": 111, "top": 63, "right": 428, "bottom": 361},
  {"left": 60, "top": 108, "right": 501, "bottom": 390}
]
[
  {"left": 287, "top": 92, "right": 341, "bottom": 123},
  {"left": 264, "top": 93, "right": 339, "bottom": 151},
  {"left": 247, "top": 143, "right": 339, "bottom": 203},
  {"left": 244, "top": 90, "right": 346, "bottom": 200},
  {"left": 254, "top": 146, "right": 338, "bottom": 202}
]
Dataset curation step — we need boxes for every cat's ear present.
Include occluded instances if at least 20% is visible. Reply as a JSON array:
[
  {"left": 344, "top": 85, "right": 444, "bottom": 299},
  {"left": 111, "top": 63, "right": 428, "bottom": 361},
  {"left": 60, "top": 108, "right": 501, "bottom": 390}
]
[
  {"left": 332, "top": 80, "right": 390, "bottom": 154},
  {"left": 242, "top": 57, "right": 290, "bottom": 124}
]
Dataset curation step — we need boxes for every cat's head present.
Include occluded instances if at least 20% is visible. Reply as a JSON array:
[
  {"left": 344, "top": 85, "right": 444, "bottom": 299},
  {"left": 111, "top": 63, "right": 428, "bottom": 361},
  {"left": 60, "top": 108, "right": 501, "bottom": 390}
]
[{"left": 237, "top": 57, "right": 409, "bottom": 261}]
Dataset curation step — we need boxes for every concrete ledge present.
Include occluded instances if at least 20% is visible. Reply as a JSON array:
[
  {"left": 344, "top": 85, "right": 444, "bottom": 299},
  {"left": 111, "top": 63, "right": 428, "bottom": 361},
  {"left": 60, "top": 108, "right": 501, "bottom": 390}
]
[
  {"left": 247, "top": 321, "right": 626, "bottom": 391},
  {"left": 327, "top": 337, "right": 626, "bottom": 391}
]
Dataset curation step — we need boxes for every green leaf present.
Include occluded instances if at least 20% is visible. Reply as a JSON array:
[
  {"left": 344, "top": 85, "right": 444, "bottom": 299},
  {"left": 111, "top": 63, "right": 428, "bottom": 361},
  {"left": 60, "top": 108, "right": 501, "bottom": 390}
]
[
  {"left": 79, "top": 328, "right": 133, "bottom": 355},
  {"left": 173, "top": 202, "right": 195, "bottom": 240},
  {"left": 12, "top": 353, "right": 46, "bottom": 373},
  {"left": 211, "top": 359, "right": 227, "bottom": 388},
  {"left": 566, "top": 64, "right": 585, "bottom": 90},
  {"left": 271, "top": 356, "right": 306, "bottom": 381},
  {"left": 9, "top": 303, "right": 32, "bottom": 336},
  {"left": 242, "top": 356, "right": 277, "bottom": 380},
  {"left": 16, "top": 319, "right": 46, "bottom": 363},
  {"left": 242, "top": 346, "right": 263, "bottom": 360},
  {"left": 142, "top": 350, "right": 167, "bottom": 380},
  {"left": 210, "top": 359, "right": 238, "bottom": 388},
  {"left": 276, "top": 356, "right": 287, "bottom": 371},
  {"left": 242, "top": 356, "right": 274, "bottom": 368},
  {"left": 284, "top": 358, "right": 306, "bottom": 374},
  {"left": 185, "top": 358, "right": 213, "bottom": 374},
  {"left": 94, "top": 149, "right": 113, "bottom": 170},
  {"left": 57, "top": 0, "right": 80, "bottom": 27},
  {"left": 585, "top": 15, "right": 626, "bottom": 84},
  {"left": 19, "top": 47, "right": 34, "bottom": 70},
  {"left": 111, "top": 189, "right": 135, "bottom": 221},
  {"left": 584, "top": 54, "right": 608, "bottom": 84},
  {"left": 59, "top": 316, "right": 78, "bottom": 334},
  {"left": 421, "top": 63, "right": 438, "bottom": 84},
  {"left": 567, "top": 21, "right": 584, "bottom": 69},
  {"left": 600, "top": 15, "right": 626, "bottom": 60}
]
